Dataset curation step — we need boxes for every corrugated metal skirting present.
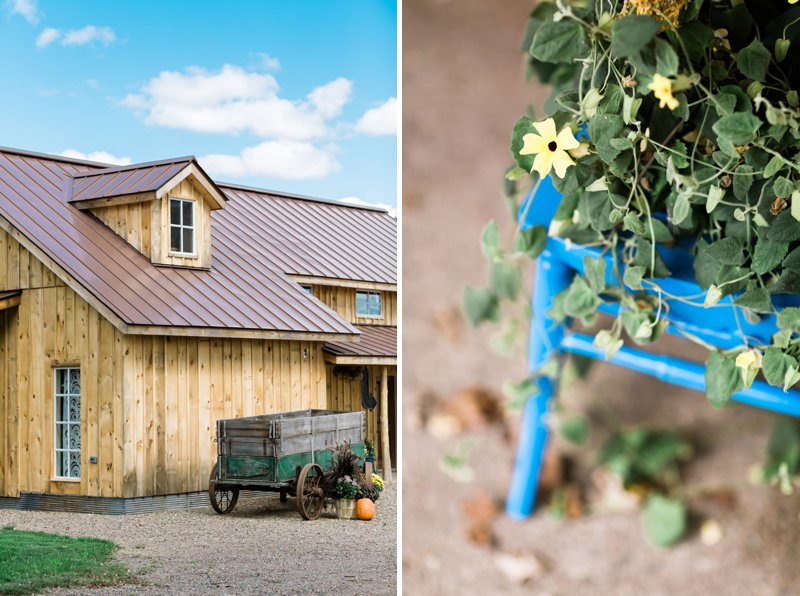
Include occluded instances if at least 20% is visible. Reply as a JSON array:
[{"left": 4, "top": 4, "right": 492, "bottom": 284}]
[{"left": 0, "top": 492, "right": 209, "bottom": 514}]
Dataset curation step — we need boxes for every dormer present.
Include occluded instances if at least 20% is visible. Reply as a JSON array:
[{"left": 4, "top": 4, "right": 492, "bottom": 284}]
[{"left": 65, "top": 157, "right": 226, "bottom": 269}]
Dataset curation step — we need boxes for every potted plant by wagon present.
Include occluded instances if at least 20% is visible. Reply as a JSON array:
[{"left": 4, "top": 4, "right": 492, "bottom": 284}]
[
  {"left": 467, "top": 0, "right": 800, "bottom": 535},
  {"left": 325, "top": 443, "right": 384, "bottom": 520}
]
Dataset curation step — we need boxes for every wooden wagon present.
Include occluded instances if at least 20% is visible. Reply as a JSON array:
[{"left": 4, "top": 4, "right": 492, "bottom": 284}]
[{"left": 208, "top": 409, "right": 366, "bottom": 520}]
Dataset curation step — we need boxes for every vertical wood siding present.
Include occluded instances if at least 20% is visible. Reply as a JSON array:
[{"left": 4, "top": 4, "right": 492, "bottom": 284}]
[
  {"left": 89, "top": 176, "right": 213, "bottom": 268},
  {"left": 325, "top": 365, "right": 396, "bottom": 458},
  {"left": 0, "top": 229, "right": 329, "bottom": 499},
  {"left": 121, "top": 336, "right": 327, "bottom": 497},
  {"left": 0, "top": 228, "right": 64, "bottom": 290},
  {"left": 310, "top": 286, "right": 397, "bottom": 325}
]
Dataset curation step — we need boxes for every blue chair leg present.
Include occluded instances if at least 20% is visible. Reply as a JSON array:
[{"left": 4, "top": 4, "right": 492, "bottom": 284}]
[{"left": 506, "top": 250, "right": 573, "bottom": 519}]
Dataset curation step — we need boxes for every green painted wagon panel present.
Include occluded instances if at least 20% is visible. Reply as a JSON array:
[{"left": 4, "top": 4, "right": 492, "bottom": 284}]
[
  {"left": 213, "top": 410, "right": 366, "bottom": 486},
  {"left": 222, "top": 443, "right": 365, "bottom": 483}
]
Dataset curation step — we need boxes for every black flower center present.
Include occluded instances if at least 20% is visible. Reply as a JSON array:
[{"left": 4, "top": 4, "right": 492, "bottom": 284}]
[{"left": 548, "top": 141, "right": 558, "bottom": 151}]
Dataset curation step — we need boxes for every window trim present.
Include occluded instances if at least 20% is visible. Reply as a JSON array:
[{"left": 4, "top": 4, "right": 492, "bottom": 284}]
[
  {"left": 356, "top": 290, "right": 383, "bottom": 318},
  {"left": 53, "top": 366, "right": 81, "bottom": 481},
  {"left": 168, "top": 196, "right": 198, "bottom": 258}
]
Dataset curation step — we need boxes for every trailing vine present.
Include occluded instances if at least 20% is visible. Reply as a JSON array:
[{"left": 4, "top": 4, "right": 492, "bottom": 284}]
[{"left": 466, "top": 0, "right": 800, "bottom": 496}]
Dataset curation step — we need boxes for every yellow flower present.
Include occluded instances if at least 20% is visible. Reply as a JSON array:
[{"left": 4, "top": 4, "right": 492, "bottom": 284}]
[
  {"left": 519, "top": 118, "right": 580, "bottom": 179},
  {"left": 790, "top": 0, "right": 798, "bottom": 4},
  {"left": 648, "top": 74, "right": 680, "bottom": 111}
]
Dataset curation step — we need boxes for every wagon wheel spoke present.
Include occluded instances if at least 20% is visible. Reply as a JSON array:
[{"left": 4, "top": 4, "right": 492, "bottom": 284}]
[
  {"left": 208, "top": 463, "right": 239, "bottom": 514},
  {"left": 296, "top": 463, "right": 325, "bottom": 520}
]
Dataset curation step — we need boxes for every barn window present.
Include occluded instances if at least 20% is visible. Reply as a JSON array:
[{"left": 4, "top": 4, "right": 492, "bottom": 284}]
[
  {"left": 301, "top": 285, "right": 313, "bottom": 294},
  {"left": 169, "top": 197, "right": 196, "bottom": 255},
  {"left": 54, "top": 367, "right": 81, "bottom": 479},
  {"left": 356, "top": 291, "right": 382, "bottom": 317}
]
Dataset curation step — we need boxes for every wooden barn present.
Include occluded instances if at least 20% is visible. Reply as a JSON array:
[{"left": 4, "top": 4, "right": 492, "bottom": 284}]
[{"left": 0, "top": 148, "right": 396, "bottom": 512}]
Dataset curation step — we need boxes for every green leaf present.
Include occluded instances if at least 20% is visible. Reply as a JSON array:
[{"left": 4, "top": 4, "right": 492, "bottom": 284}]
[
  {"left": 706, "top": 237, "right": 744, "bottom": 266},
  {"left": 671, "top": 193, "right": 691, "bottom": 226},
  {"left": 792, "top": 191, "right": 800, "bottom": 221},
  {"left": 624, "top": 265, "right": 646, "bottom": 290},
  {"left": 490, "top": 262, "right": 521, "bottom": 300},
  {"left": 706, "top": 186, "right": 725, "bottom": 214},
  {"left": 764, "top": 155, "right": 785, "bottom": 178},
  {"left": 464, "top": 286, "right": 499, "bottom": 326},
  {"left": 654, "top": 38, "right": 679, "bottom": 76},
  {"left": 763, "top": 347, "right": 798, "bottom": 387},
  {"left": 531, "top": 18, "right": 588, "bottom": 64},
  {"left": 734, "top": 288, "right": 771, "bottom": 313},
  {"left": 733, "top": 164, "right": 753, "bottom": 201},
  {"left": 705, "top": 351, "right": 743, "bottom": 408},
  {"left": 481, "top": 220, "right": 499, "bottom": 259},
  {"left": 513, "top": 225, "right": 547, "bottom": 259},
  {"left": 633, "top": 239, "right": 671, "bottom": 278},
  {"left": 624, "top": 212, "right": 646, "bottom": 235},
  {"left": 587, "top": 113, "right": 626, "bottom": 162},
  {"left": 767, "top": 211, "right": 800, "bottom": 243},
  {"left": 783, "top": 246, "right": 800, "bottom": 272},
  {"left": 778, "top": 271, "right": 800, "bottom": 295},
  {"left": 777, "top": 307, "right": 800, "bottom": 332},
  {"left": 751, "top": 238, "right": 789, "bottom": 275},
  {"left": 584, "top": 256, "right": 607, "bottom": 294},
  {"left": 611, "top": 15, "right": 660, "bottom": 58},
  {"left": 736, "top": 39, "right": 771, "bottom": 82},
  {"left": 712, "top": 112, "right": 761, "bottom": 145},
  {"left": 559, "top": 416, "right": 589, "bottom": 445},
  {"left": 774, "top": 176, "right": 795, "bottom": 198},
  {"left": 643, "top": 495, "right": 687, "bottom": 548},
  {"left": 563, "top": 276, "right": 601, "bottom": 320},
  {"left": 505, "top": 166, "right": 528, "bottom": 180},
  {"left": 511, "top": 116, "right": 537, "bottom": 173}
]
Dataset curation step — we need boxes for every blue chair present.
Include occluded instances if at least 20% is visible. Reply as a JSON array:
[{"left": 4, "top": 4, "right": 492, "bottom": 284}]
[{"left": 506, "top": 176, "right": 800, "bottom": 519}]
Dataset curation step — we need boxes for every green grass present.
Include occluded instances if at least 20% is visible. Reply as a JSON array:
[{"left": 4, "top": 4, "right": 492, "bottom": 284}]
[{"left": 0, "top": 528, "right": 131, "bottom": 595}]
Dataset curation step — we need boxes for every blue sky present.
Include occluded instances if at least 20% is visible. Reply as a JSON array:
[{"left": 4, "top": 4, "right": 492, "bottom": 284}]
[{"left": 0, "top": 1, "right": 397, "bottom": 209}]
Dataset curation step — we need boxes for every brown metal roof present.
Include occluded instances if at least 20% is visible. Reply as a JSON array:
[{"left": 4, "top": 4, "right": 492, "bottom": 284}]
[
  {"left": 0, "top": 148, "right": 360, "bottom": 337},
  {"left": 66, "top": 157, "right": 228, "bottom": 207},
  {"left": 0, "top": 290, "right": 21, "bottom": 300},
  {"left": 324, "top": 325, "right": 397, "bottom": 358},
  {"left": 218, "top": 184, "right": 397, "bottom": 285}
]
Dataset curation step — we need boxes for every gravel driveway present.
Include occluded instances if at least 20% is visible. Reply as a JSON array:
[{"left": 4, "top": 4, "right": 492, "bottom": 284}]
[{"left": 0, "top": 483, "right": 396, "bottom": 595}]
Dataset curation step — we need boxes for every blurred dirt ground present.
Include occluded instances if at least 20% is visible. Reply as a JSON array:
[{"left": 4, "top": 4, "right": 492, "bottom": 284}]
[{"left": 402, "top": 1, "right": 800, "bottom": 594}]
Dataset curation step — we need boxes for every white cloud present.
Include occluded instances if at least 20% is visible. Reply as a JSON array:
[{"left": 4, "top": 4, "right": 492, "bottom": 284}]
[
  {"left": 35, "top": 27, "right": 59, "bottom": 48},
  {"left": 355, "top": 97, "right": 397, "bottom": 136},
  {"left": 62, "top": 25, "right": 115, "bottom": 46},
  {"left": 36, "top": 25, "right": 116, "bottom": 48},
  {"left": 59, "top": 149, "right": 132, "bottom": 166},
  {"left": 8, "top": 0, "right": 38, "bottom": 23},
  {"left": 307, "top": 77, "right": 352, "bottom": 119},
  {"left": 254, "top": 52, "right": 280, "bottom": 70},
  {"left": 200, "top": 141, "right": 340, "bottom": 181},
  {"left": 121, "top": 65, "right": 353, "bottom": 141},
  {"left": 339, "top": 196, "right": 396, "bottom": 217}
]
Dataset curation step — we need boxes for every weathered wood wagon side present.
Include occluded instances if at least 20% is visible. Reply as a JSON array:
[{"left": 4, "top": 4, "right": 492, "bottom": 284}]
[{"left": 208, "top": 409, "right": 365, "bottom": 519}]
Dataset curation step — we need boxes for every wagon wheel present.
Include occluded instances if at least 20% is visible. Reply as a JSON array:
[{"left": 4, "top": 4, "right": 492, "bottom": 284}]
[
  {"left": 296, "top": 463, "right": 325, "bottom": 520},
  {"left": 208, "top": 463, "right": 239, "bottom": 514}
]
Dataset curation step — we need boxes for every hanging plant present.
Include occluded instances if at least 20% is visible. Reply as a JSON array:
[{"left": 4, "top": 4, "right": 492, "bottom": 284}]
[
  {"left": 468, "top": 0, "right": 800, "bottom": 406},
  {"left": 465, "top": 0, "right": 800, "bottom": 510}
]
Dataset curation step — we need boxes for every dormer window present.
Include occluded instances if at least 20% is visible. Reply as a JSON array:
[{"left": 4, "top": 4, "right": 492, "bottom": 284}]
[{"left": 170, "top": 197, "right": 196, "bottom": 256}]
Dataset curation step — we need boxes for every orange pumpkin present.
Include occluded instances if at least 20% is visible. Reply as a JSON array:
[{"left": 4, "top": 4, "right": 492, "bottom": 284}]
[{"left": 356, "top": 498, "right": 375, "bottom": 520}]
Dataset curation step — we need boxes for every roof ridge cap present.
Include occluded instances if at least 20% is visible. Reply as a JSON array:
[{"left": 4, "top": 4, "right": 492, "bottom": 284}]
[
  {"left": 219, "top": 182, "right": 390, "bottom": 213},
  {"left": 70, "top": 156, "right": 196, "bottom": 179}
]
